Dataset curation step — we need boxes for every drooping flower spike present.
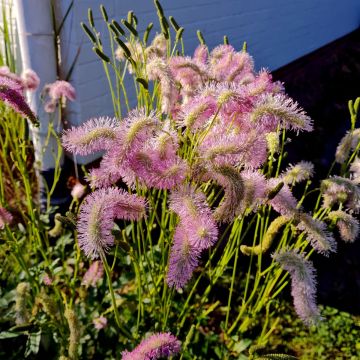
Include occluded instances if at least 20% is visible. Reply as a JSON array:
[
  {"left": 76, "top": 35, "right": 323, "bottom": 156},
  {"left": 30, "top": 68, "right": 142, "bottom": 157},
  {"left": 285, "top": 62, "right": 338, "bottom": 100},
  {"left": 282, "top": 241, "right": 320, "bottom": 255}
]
[
  {"left": 169, "top": 185, "right": 218, "bottom": 249},
  {"left": 321, "top": 176, "right": 360, "bottom": 213},
  {"left": 167, "top": 185, "right": 218, "bottom": 288},
  {"left": 166, "top": 224, "right": 201, "bottom": 289},
  {"left": 335, "top": 129, "right": 360, "bottom": 164},
  {"left": 62, "top": 117, "right": 119, "bottom": 156},
  {"left": 249, "top": 93, "right": 313, "bottom": 133},
  {"left": 0, "top": 207, "right": 13, "bottom": 229},
  {"left": 77, "top": 188, "right": 146, "bottom": 259},
  {"left": 280, "top": 161, "right": 314, "bottom": 185},
  {"left": 296, "top": 213, "right": 337, "bottom": 255},
  {"left": 0, "top": 76, "right": 38, "bottom": 125},
  {"left": 122, "top": 332, "right": 181, "bottom": 360},
  {"left": 272, "top": 249, "right": 322, "bottom": 326},
  {"left": 328, "top": 210, "right": 359, "bottom": 243}
]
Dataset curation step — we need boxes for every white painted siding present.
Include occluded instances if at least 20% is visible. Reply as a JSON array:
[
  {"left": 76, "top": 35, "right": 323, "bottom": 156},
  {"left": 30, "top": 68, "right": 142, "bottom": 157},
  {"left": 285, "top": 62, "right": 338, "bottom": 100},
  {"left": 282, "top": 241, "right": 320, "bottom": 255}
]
[{"left": 9, "top": 0, "right": 360, "bottom": 163}]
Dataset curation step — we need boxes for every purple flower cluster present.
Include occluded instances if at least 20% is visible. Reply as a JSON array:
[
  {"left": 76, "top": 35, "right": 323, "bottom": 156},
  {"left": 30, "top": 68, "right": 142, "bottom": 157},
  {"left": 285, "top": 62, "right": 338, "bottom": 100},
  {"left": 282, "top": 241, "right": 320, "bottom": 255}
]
[
  {"left": 122, "top": 332, "right": 181, "bottom": 360},
  {"left": 167, "top": 185, "right": 218, "bottom": 288},
  {"left": 64, "top": 41, "right": 324, "bottom": 288},
  {"left": 77, "top": 187, "right": 146, "bottom": 259}
]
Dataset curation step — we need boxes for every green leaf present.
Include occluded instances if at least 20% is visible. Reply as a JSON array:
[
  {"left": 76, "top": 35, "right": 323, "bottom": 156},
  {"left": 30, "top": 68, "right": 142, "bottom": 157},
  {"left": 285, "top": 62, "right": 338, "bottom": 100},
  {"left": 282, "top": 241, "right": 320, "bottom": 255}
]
[
  {"left": 25, "top": 330, "right": 41, "bottom": 357},
  {"left": 233, "top": 338, "right": 252, "bottom": 353},
  {"left": 0, "top": 331, "right": 24, "bottom": 339}
]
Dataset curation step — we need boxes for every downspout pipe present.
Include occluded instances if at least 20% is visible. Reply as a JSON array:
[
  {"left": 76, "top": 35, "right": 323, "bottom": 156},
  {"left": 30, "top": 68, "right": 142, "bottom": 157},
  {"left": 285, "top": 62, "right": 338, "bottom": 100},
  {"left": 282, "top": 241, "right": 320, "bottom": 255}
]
[{"left": 14, "top": 0, "right": 70, "bottom": 211}]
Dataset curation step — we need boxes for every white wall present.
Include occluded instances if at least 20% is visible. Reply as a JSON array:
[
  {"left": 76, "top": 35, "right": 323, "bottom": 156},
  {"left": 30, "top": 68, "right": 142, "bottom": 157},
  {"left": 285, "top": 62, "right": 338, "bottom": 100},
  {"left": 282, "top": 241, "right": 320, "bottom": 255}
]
[{"left": 57, "top": 0, "right": 360, "bottom": 162}]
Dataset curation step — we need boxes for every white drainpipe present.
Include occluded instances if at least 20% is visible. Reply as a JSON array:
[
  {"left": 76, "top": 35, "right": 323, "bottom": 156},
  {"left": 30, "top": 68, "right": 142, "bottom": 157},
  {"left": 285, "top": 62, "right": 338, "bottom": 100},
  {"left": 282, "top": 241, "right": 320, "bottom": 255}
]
[{"left": 14, "top": 0, "right": 67, "bottom": 208}]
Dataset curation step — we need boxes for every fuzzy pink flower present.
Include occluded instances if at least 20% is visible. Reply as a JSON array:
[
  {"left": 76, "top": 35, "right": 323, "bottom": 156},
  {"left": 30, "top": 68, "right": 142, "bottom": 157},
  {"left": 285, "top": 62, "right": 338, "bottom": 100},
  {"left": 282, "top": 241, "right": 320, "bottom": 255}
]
[
  {"left": 93, "top": 316, "right": 107, "bottom": 330},
  {"left": 21, "top": 69, "right": 40, "bottom": 91},
  {"left": 209, "top": 44, "right": 236, "bottom": 79},
  {"left": 122, "top": 332, "right": 181, "bottom": 360},
  {"left": 193, "top": 44, "right": 208, "bottom": 65},
  {"left": 71, "top": 182, "right": 87, "bottom": 201},
  {"left": 77, "top": 188, "right": 146, "bottom": 258},
  {"left": 0, "top": 66, "right": 23, "bottom": 88},
  {"left": 130, "top": 151, "right": 188, "bottom": 190},
  {"left": 267, "top": 178, "right": 298, "bottom": 216},
  {"left": 82, "top": 261, "right": 104, "bottom": 287},
  {"left": 249, "top": 93, "right": 313, "bottom": 133},
  {"left": 238, "top": 170, "right": 267, "bottom": 214},
  {"left": 169, "top": 185, "right": 218, "bottom": 249},
  {"left": 44, "top": 80, "right": 76, "bottom": 112},
  {"left": 200, "top": 125, "right": 267, "bottom": 169},
  {"left": 297, "top": 213, "right": 337, "bottom": 255},
  {"left": 43, "top": 274, "right": 53, "bottom": 286},
  {"left": 62, "top": 117, "right": 119, "bottom": 156},
  {"left": 146, "top": 58, "right": 177, "bottom": 114},
  {"left": 224, "top": 52, "right": 254, "bottom": 83},
  {"left": 328, "top": 210, "right": 359, "bottom": 243},
  {"left": 281, "top": 161, "right": 314, "bottom": 185},
  {"left": 85, "top": 109, "right": 160, "bottom": 189},
  {"left": 321, "top": 176, "right": 360, "bottom": 213},
  {"left": 0, "top": 76, "right": 38, "bottom": 125},
  {"left": 244, "top": 69, "right": 283, "bottom": 97},
  {"left": 47, "top": 80, "right": 76, "bottom": 101},
  {"left": 167, "top": 224, "right": 201, "bottom": 289},
  {"left": 207, "top": 164, "right": 245, "bottom": 222},
  {"left": 0, "top": 207, "right": 13, "bottom": 229},
  {"left": 273, "top": 249, "right": 322, "bottom": 326},
  {"left": 178, "top": 95, "right": 217, "bottom": 130}
]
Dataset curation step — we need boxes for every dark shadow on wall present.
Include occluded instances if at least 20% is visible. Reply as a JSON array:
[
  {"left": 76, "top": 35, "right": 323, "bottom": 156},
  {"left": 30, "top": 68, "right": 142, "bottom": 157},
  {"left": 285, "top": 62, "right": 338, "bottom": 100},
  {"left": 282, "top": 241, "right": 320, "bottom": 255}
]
[{"left": 273, "top": 28, "right": 360, "bottom": 315}]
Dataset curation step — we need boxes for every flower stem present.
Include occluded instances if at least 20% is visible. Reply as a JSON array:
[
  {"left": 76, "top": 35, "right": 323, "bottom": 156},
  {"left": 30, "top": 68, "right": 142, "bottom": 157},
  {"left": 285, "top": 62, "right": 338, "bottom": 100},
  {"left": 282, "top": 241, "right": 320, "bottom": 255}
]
[{"left": 100, "top": 251, "right": 132, "bottom": 338}]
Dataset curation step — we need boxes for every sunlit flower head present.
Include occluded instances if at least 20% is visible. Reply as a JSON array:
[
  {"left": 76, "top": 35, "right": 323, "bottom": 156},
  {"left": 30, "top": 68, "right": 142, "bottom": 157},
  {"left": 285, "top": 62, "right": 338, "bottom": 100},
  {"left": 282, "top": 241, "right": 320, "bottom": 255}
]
[
  {"left": 62, "top": 117, "right": 119, "bottom": 155},
  {"left": 122, "top": 332, "right": 181, "bottom": 360},
  {"left": 77, "top": 188, "right": 146, "bottom": 258}
]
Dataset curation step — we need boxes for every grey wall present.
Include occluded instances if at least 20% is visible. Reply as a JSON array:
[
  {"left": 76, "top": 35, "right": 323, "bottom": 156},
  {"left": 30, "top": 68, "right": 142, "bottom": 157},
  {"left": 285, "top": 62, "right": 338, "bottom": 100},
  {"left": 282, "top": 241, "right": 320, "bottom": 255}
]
[{"left": 57, "top": 0, "right": 360, "bottom": 162}]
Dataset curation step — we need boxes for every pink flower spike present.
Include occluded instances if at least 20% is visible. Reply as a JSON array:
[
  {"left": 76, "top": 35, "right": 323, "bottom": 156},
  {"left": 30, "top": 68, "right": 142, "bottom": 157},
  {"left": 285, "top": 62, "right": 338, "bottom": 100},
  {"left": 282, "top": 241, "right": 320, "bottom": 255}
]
[
  {"left": 71, "top": 182, "right": 87, "bottom": 201},
  {"left": 0, "top": 76, "right": 38, "bottom": 125},
  {"left": 250, "top": 93, "right": 313, "bottom": 132},
  {"left": 82, "top": 261, "right": 104, "bottom": 287},
  {"left": 62, "top": 117, "right": 119, "bottom": 155},
  {"left": 297, "top": 213, "right": 337, "bottom": 256},
  {"left": 77, "top": 188, "right": 146, "bottom": 258},
  {"left": 122, "top": 332, "right": 181, "bottom": 360},
  {"left": 47, "top": 80, "right": 76, "bottom": 101},
  {"left": 21, "top": 69, "right": 40, "bottom": 91},
  {"left": 193, "top": 44, "right": 208, "bottom": 65},
  {"left": 268, "top": 178, "right": 298, "bottom": 216},
  {"left": 43, "top": 274, "right": 53, "bottom": 286},
  {"left": 0, "top": 207, "right": 13, "bottom": 229},
  {"left": 167, "top": 224, "right": 201, "bottom": 289},
  {"left": 93, "top": 316, "right": 107, "bottom": 330},
  {"left": 273, "top": 249, "right": 322, "bottom": 326}
]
